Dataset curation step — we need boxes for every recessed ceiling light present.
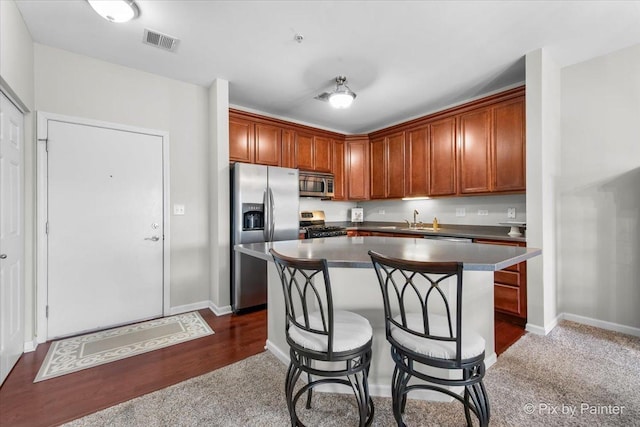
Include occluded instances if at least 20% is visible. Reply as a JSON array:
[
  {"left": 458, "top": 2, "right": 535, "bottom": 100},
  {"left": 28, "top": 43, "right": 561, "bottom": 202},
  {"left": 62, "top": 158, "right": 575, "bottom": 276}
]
[{"left": 87, "top": 0, "right": 139, "bottom": 23}]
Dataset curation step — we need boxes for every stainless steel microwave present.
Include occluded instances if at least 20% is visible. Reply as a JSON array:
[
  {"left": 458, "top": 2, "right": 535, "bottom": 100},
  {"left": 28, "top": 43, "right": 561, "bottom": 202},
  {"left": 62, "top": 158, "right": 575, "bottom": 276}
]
[{"left": 299, "top": 171, "right": 335, "bottom": 198}]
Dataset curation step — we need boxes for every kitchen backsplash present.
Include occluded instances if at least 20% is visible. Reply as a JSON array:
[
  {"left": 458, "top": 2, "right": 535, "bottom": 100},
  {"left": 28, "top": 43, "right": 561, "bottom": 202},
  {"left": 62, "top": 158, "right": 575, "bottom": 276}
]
[{"left": 300, "top": 194, "right": 526, "bottom": 226}]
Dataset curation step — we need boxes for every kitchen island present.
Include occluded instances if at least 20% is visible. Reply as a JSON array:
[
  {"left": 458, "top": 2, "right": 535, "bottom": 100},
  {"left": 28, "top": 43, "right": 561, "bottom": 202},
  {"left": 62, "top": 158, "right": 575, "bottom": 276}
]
[{"left": 235, "top": 236, "right": 541, "bottom": 400}]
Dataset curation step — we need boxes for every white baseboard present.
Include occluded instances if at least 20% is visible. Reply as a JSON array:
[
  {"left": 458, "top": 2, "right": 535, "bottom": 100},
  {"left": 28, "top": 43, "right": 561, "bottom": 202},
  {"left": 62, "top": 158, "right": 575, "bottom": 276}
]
[
  {"left": 562, "top": 313, "right": 640, "bottom": 338},
  {"left": 208, "top": 301, "right": 232, "bottom": 317},
  {"left": 168, "top": 301, "right": 211, "bottom": 315},
  {"left": 526, "top": 313, "right": 640, "bottom": 338},
  {"left": 266, "top": 339, "right": 290, "bottom": 365},
  {"left": 168, "top": 300, "right": 232, "bottom": 317},
  {"left": 24, "top": 340, "right": 38, "bottom": 353},
  {"left": 525, "top": 313, "right": 561, "bottom": 336}
]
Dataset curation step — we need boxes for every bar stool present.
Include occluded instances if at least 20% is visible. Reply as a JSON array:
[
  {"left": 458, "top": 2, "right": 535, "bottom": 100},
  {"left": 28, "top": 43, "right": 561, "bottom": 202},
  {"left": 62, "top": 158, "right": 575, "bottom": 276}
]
[
  {"left": 270, "top": 249, "right": 375, "bottom": 426},
  {"left": 368, "top": 250, "right": 490, "bottom": 427}
]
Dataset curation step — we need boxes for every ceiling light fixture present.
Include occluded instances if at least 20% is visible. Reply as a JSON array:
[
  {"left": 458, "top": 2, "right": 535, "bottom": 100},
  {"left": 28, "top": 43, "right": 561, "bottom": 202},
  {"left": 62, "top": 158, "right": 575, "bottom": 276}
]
[
  {"left": 87, "top": 0, "right": 139, "bottom": 23},
  {"left": 328, "top": 76, "right": 357, "bottom": 109}
]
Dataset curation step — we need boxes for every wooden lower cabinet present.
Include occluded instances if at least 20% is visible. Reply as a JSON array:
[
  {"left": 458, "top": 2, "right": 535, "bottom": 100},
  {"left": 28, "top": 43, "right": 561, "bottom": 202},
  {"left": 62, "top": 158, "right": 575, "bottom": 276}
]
[{"left": 475, "top": 239, "right": 527, "bottom": 325}]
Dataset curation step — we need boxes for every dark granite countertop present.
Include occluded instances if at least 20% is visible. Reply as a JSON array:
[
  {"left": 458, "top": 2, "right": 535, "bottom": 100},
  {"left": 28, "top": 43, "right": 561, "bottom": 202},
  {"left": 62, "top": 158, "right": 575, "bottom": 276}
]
[
  {"left": 235, "top": 236, "right": 540, "bottom": 271},
  {"left": 326, "top": 221, "right": 527, "bottom": 243}
]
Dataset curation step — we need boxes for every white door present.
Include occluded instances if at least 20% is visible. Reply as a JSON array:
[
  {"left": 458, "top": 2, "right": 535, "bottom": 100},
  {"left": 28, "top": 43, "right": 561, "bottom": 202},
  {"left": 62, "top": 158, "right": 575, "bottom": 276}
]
[
  {"left": 47, "top": 120, "right": 164, "bottom": 339},
  {"left": 0, "top": 92, "right": 25, "bottom": 385}
]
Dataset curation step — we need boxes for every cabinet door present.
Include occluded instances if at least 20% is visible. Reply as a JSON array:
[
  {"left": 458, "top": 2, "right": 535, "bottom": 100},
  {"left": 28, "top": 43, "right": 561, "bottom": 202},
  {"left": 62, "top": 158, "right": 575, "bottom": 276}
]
[
  {"left": 314, "top": 136, "right": 333, "bottom": 173},
  {"left": 296, "top": 132, "right": 314, "bottom": 171},
  {"left": 475, "top": 239, "right": 527, "bottom": 321},
  {"left": 281, "top": 129, "right": 296, "bottom": 168},
  {"left": 332, "top": 140, "right": 345, "bottom": 200},
  {"left": 387, "top": 132, "right": 405, "bottom": 198},
  {"left": 254, "top": 123, "right": 281, "bottom": 166},
  {"left": 346, "top": 138, "right": 369, "bottom": 200},
  {"left": 493, "top": 98, "right": 526, "bottom": 191},
  {"left": 459, "top": 108, "right": 491, "bottom": 194},
  {"left": 369, "top": 137, "right": 386, "bottom": 199},
  {"left": 429, "top": 117, "right": 457, "bottom": 196},
  {"left": 229, "top": 117, "right": 254, "bottom": 163},
  {"left": 405, "top": 127, "right": 429, "bottom": 197}
]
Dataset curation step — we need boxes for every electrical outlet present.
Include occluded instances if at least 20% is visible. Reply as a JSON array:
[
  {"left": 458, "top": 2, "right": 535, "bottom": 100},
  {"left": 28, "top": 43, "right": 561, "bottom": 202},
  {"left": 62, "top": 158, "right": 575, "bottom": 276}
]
[
  {"left": 173, "top": 204, "right": 185, "bottom": 215},
  {"left": 477, "top": 209, "right": 489, "bottom": 216},
  {"left": 455, "top": 208, "right": 466, "bottom": 217},
  {"left": 507, "top": 208, "right": 516, "bottom": 219},
  {"left": 378, "top": 209, "right": 385, "bottom": 215}
]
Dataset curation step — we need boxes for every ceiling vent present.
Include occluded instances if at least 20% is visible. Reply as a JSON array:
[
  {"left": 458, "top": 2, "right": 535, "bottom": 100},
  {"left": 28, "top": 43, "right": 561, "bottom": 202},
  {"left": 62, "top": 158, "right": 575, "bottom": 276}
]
[{"left": 143, "top": 29, "right": 179, "bottom": 52}]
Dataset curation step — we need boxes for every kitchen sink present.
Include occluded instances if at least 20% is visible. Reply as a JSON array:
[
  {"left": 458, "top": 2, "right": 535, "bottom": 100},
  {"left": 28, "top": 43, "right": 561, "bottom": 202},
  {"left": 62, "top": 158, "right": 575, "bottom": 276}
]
[
  {"left": 376, "top": 226, "right": 399, "bottom": 229},
  {"left": 401, "top": 227, "right": 436, "bottom": 231}
]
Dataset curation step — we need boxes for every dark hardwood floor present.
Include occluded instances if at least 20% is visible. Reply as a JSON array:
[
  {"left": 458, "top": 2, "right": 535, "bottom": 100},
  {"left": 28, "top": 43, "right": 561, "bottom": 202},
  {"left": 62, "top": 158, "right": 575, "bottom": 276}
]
[
  {"left": 0, "top": 308, "right": 524, "bottom": 427},
  {"left": 495, "top": 317, "right": 526, "bottom": 356},
  {"left": 0, "top": 309, "right": 267, "bottom": 427}
]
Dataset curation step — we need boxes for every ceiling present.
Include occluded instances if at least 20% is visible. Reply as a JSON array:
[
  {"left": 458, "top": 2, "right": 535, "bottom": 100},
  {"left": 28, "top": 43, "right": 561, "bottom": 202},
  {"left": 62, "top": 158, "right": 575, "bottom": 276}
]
[{"left": 15, "top": 1, "right": 640, "bottom": 134}]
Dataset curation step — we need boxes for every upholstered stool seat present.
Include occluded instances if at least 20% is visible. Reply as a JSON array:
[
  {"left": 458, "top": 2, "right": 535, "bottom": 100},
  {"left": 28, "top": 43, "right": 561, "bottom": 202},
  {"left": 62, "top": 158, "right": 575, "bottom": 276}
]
[
  {"left": 390, "top": 314, "right": 485, "bottom": 360},
  {"left": 289, "top": 310, "right": 373, "bottom": 353}
]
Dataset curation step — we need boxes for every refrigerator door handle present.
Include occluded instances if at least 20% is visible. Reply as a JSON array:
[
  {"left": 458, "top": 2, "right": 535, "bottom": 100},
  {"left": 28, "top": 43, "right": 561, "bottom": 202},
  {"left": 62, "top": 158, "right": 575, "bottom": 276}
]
[
  {"left": 262, "top": 188, "right": 270, "bottom": 241},
  {"left": 268, "top": 188, "right": 275, "bottom": 241}
]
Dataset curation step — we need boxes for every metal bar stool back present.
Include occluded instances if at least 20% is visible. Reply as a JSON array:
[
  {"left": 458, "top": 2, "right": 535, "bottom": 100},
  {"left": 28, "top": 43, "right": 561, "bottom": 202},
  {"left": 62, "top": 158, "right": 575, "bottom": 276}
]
[
  {"left": 368, "top": 250, "right": 490, "bottom": 427},
  {"left": 270, "top": 249, "right": 375, "bottom": 426}
]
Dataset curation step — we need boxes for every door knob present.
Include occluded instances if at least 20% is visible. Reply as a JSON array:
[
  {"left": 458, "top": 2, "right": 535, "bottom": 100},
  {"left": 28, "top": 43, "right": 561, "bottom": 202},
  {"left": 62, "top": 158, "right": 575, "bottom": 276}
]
[
  {"left": 144, "top": 236, "right": 160, "bottom": 241},
  {"left": 0, "top": 254, "right": 7, "bottom": 259}
]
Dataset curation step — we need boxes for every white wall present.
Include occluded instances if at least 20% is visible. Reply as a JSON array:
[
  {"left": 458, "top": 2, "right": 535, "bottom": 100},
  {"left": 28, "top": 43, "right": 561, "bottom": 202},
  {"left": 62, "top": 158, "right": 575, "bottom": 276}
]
[
  {"left": 0, "top": 0, "right": 34, "bottom": 110},
  {"left": 558, "top": 44, "right": 640, "bottom": 329},
  {"left": 208, "top": 79, "right": 231, "bottom": 314},
  {"left": 33, "top": 44, "right": 211, "bottom": 310},
  {"left": 0, "top": 0, "right": 36, "bottom": 345},
  {"left": 525, "top": 49, "right": 561, "bottom": 334}
]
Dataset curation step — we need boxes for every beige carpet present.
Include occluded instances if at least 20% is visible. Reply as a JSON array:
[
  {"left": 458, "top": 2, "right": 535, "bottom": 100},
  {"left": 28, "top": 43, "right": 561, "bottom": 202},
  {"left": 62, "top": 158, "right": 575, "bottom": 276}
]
[
  {"left": 64, "top": 320, "right": 639, "bottom": 426},
  {"left": 35, "top": 312, "right": 214, "bottom": 382}
]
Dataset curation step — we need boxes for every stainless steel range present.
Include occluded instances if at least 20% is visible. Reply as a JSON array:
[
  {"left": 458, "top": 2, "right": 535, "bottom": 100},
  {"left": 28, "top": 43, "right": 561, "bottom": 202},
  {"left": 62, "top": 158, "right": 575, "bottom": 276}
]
[{"left": 300, "top": 210, "right": 348, "bottom": 238}]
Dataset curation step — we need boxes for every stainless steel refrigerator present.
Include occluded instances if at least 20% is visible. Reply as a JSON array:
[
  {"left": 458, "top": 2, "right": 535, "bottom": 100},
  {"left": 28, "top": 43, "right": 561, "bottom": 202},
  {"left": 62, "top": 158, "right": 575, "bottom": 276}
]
[{"left": 231, "top": 163, "right": 299, "bottom": 312}]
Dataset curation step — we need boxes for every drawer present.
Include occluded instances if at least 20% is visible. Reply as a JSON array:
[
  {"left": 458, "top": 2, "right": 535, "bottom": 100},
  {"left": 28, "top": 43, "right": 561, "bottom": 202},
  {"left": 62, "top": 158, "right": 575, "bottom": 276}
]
[
  {"left": 495, "top": 270, "right": 520, "bottom": 287},
  {"left": 494, "top": 283, "right": 521, "bottom": 315}
]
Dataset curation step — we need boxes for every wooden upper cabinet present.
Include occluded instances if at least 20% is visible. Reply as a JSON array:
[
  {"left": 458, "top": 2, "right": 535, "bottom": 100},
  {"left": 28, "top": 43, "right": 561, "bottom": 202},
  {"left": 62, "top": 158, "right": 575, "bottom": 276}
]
[
  {"left": 369, "top": 137, "right": 386, "bottom": 199},
  {"left": 332, "top": 140, "right": 345, "bottom": 200},
  {"left": 387, "top": 132, "right": 405, "bottom": 198},
  {"left": 458, "top": 108, "right": 492, "bottom": 194},
  {"left": 314, "top": 136, "right": 333, "bottom": 173},
  {"left": 346, "top": 136, "right": 369, "bottom": 200},
  {"left": 405, "top": 127, "right": 429, "bottom": 197},
  {"left": 281, "top": 129, "right": 296, "bottom": 169},
  {"left": 296, "top": 132, "right": 314, "bottom": 170},
  {"left": 254, "top": 123, "right": 281, "bottom": 166},
  {"left": 458, "top": 95, "right": 525, "bottom": 195},
  {"left": 229, "top": 117, "right": 254, "bottom": 163},
  {"left": 295, "top": 133, "right": 333, "bottom": 172},
  {"left": 493, "top": 98, "right": 526, "bottom": 192},
  {"left": 370, "top": 132, "right": 405, "bottom": 199},
  {"left": 429, "top": 117, "right": 457, "bottom": 196}
]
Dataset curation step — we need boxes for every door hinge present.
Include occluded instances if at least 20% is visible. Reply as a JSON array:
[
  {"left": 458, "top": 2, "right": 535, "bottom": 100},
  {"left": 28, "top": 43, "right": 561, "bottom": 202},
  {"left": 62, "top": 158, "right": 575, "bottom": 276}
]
[
  {"left": 46, "top": 305, "right": 49, "bottom": 318},
  {"left": 46, "top": 221, "right": 49, "bottom": 234}
]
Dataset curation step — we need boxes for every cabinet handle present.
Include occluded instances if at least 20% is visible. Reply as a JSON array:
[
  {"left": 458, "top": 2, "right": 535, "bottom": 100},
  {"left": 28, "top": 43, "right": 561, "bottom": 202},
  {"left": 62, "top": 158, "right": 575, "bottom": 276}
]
[{"left": 0, "top": 254, "right": 7, "bottom": 259}]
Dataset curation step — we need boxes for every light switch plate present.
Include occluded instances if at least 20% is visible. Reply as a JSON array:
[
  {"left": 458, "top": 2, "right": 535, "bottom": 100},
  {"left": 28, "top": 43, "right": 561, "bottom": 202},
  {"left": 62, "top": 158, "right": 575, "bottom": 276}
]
[
  {"left": 477, "top": 209, "right": 489, "bottom": 216},
  {"left": 507, "top": 208, "right": 516, "bottom": 219},
  {"left": 173, "top": 204, "right": 185, "bottom": 215},
  {"left": 455, "top": 208, "right": 466, "bottom": 217}
]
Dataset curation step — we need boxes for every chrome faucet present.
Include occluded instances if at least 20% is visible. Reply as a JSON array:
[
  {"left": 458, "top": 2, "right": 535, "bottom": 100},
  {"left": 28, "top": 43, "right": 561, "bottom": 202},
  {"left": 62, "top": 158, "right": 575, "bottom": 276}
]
[{"left": 413, "top": 209, "right": 419, "bottom": 226}]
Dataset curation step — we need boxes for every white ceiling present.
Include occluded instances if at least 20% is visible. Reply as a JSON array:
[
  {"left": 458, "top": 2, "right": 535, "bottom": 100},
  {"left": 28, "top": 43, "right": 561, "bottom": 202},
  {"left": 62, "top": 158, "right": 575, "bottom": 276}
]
[{"left": 15, "top": 0, "right": 640, "bottom": 134}]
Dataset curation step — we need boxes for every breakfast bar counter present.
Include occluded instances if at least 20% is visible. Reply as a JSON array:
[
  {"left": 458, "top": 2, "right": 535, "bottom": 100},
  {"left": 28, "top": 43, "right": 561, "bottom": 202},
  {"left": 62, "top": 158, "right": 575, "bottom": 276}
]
[{"left": 235, "top": 236, "right": 541, "bottom": 399}]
